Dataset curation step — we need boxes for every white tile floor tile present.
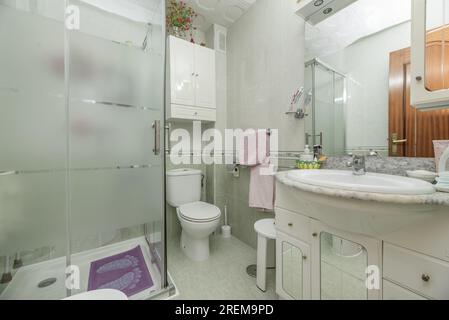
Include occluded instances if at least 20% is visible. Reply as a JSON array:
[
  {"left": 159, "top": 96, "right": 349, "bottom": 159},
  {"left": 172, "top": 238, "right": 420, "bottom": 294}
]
[{"left": 168, "top": 235, "right": 278, "bottom": 300}]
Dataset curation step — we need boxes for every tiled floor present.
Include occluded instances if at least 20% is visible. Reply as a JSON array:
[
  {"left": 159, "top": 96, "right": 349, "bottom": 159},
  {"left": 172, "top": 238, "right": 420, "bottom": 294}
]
[{"left": 168, "top": 235, "right": 278, "bottom": 300}]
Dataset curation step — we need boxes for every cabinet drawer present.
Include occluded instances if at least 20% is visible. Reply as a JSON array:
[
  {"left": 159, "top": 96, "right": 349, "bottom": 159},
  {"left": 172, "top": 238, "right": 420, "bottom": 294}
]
[
  {"left": 384, "top": 243, "right": 449, "bottom": 300},
  {"left": 170, "top": 104, "right": 216, "bottom": 122},
  {"left": 275, "top": 207, "right": 311, "bottom": 243},
  {"left": 383, "top": 280, "right": 427, "bottom": 300}
]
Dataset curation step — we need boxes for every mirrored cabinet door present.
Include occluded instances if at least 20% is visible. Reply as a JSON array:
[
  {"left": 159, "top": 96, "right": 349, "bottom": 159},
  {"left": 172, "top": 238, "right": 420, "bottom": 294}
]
[
  {"left": 412, "top": 0, "right": 449, "bottom": 109},
  {"left": 320, "top": 232, "right": 368, "bottom": 300},
  {"left": 276, "top": 232, "right": 311, "bottom": 300},
  {"left": 425, "top": 0, "right": 449, "bottom": 92},
  {"left": 311, "top": 221, "right": 382, "bottom": 300}
]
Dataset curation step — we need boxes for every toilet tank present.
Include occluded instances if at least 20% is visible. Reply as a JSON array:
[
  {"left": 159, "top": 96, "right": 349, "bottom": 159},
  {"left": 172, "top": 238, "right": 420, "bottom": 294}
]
[{"left": 166, "top": 169, "right": 202, "bottom": 207}]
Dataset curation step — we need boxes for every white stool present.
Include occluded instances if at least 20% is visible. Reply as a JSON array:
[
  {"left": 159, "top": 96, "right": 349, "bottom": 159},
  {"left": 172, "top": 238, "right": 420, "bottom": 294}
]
[{"left": 254, "top": 218, "right": 276, "bottom": 292}]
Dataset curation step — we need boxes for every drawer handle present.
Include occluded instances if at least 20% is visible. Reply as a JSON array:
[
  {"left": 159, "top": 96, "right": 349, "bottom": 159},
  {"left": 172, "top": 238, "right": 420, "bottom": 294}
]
[
  {"left": 421, "top": 274, "right": 431, "bottom": 282},
  {"left": 288, "top": 223, "right": 293, "bottom": 227},
  {"left": 312, "top": 233, "right": 318, "bottom": 237}
]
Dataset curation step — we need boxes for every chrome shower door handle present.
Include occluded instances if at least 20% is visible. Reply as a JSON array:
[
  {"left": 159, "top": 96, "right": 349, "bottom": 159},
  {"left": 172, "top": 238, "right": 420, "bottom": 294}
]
[
  {"left": 152, "top": 120, "right": 161, "bottom": 156},
  {"left": 165, "top": 124, "right": 171, "bottom": 154}
]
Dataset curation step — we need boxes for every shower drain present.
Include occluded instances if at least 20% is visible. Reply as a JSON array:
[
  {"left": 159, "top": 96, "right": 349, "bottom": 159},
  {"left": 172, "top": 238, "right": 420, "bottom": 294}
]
[
  {"left": 246, "top": 265, "right": 257, "bottom": 278},
  {"left": 38, "top": 278, "right": 57, "bottom": 288}
]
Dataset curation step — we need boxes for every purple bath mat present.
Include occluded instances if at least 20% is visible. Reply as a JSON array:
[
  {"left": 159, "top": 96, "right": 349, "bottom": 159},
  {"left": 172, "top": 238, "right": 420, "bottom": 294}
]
[{"left": 88, "top": 246, "right": 153, "bottom": 297}]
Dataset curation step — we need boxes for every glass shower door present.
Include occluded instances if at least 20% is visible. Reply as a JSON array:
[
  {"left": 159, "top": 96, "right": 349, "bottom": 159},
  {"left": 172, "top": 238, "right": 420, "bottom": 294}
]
[
  {"left": 66, "top": 0, "right": 166, "bottom": 299},
  {"left": 0, "top": 0, "right": 167, "bottom": 300}
]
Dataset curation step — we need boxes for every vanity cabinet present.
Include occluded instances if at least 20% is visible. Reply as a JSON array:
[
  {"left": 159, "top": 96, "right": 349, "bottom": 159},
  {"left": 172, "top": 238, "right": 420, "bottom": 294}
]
[
  {"left": 275, "top": 180, "right": 449, "bottom": 300},
  {"left": 167, "top": 36, "right": 216, "bottom": 121},
  {"left": 275, "top": 205, "right": 384, "bottom": 300},
  {"left": 411, "top": 0, "right": 449, "bottom": 110}
]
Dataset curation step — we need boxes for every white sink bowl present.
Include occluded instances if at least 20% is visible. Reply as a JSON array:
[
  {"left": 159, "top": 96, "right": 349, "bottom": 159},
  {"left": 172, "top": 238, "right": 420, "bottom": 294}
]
[
  {"left": 287, "top": 170, "right": 436, "bottom": 195},
  {"left": 277, "top": 170, "right": 444, "bottom": 236}
]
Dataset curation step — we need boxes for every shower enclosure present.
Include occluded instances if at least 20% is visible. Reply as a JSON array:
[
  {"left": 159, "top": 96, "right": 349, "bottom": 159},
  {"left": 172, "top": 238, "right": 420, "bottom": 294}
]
[
  {"left": 304, "top": 58, "right": 346, "bottom": 156},
  {"left": 0, "top": 0, "right": 169, "bottom": 299}
]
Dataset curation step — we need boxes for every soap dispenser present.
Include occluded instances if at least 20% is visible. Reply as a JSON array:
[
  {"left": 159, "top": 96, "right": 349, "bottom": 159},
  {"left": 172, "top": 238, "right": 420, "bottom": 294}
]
[{"left": 301, "top": 145, "right": 314, "bottom": 162}]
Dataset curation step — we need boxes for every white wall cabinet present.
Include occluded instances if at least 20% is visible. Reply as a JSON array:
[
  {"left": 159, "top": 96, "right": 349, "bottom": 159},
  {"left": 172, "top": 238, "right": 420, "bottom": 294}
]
[
  {"left": 276, "top": 231, "right": 311, "bottom": 300},
  {"left": 411, "top": 0, "right": 449, "bottom": 110},
  {"left": 167, "top": 36, "right": 216, "bottom": 121}
]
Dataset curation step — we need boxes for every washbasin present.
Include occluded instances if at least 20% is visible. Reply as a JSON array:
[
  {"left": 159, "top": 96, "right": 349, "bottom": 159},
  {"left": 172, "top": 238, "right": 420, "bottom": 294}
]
[{"left": 287, "top": 170, "right": 436, "bottom": 195}]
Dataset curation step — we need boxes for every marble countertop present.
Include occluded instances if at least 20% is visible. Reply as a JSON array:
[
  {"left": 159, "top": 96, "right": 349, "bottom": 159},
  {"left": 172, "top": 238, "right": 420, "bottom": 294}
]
[{"left": 276, "top": 171, "right": 449, "bottom": 207}]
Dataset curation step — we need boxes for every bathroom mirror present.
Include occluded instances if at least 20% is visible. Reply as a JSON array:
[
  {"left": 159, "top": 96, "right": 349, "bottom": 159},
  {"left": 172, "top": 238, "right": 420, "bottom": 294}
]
[{"left": 305, "top": 0, "right": 449, "bottom": 157}]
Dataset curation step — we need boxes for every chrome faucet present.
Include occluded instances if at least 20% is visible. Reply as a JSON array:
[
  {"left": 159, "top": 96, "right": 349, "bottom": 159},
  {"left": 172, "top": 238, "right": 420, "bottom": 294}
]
[{"left": 347, "top": 155, "right": 366, "bottom": 175}]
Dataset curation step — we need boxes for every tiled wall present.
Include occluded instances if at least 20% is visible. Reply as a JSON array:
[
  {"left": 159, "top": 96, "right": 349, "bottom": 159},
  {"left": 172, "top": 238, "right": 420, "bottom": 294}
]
[{"left": 223, "top": 0, "right": 306, "bottom": 249}]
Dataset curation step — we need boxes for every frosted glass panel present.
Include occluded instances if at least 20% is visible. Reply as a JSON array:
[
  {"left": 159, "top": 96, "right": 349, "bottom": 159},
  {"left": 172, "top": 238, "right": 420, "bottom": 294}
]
[
  {"left": 69, "top": 31, "right": 164, "bottom": 110},
  {"left": 0, "top": 172, "right": 66, "bottom": 257},
  {"left": 70, "top": 101, "right": 161, "bottom": 168},
  {"left": 69, "top": 167, "right": 163, "bottom": 241},
  {"left": 0, "top": 4, "right": 66, "bottom": 172},
  {"left": 0, "top": 92, "right": 65, "bottom": 171},
  {"left": 0, "top": 3, "right": 67, "bottom": 262},
  {"left": 0, "top": 4, "right": 64, "bottom": 95}
]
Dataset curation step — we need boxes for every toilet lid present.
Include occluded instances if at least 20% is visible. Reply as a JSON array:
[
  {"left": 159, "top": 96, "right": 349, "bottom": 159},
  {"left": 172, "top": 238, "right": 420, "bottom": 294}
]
[{"left": 179, "top": 202, "right": 221, "bottom": 222}]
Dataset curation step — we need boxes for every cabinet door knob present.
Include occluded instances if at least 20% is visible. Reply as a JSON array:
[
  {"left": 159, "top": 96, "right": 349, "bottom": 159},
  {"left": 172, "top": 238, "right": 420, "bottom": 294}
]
[
  {"left": 416, "top": 76, "right": 423, "bottom": 82},
  {"left": 312, "top": 233, "right": 318, "bottom": 237},
  {"left": 196, "top": 74, "right": 199, "bottom": 77},
  {"left": 288, "top": 223, "right": 293, "bottom": 227},
  {"left": 191, "top": 72, "right": 195, "bottom": 76},
  {"left": 421, "top": 274, "right": 431, "bottom": 282}
]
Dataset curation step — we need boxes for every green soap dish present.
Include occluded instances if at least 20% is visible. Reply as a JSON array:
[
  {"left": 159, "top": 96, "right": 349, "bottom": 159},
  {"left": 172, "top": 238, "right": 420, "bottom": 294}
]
[{"left": 296, "top": 160, "right": 322, "bottom": 170}]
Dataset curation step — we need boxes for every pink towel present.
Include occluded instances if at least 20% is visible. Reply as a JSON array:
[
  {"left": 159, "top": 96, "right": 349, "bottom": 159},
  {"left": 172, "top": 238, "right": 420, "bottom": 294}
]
[
  {"left": 238, "top": 130, "right": 275, "bottom": 211},
  {"left": 249, "top": 161, "right": 276, "bottom": 211}
]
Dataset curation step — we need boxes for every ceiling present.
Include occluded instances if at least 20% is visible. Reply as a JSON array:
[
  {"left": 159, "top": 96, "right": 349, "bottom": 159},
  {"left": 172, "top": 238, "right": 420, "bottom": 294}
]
[
  {"left": 182, "top": 0, "right": 256, "bottom": 31},
  {"left": 305, "top": 0, "right": 411, "bottom": 60}
]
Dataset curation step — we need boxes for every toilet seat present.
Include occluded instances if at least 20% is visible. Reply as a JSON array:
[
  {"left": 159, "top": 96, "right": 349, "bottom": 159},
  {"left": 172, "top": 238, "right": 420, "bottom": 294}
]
[{"left": 178, "top": 202, "right": 221, "bottom": 222}]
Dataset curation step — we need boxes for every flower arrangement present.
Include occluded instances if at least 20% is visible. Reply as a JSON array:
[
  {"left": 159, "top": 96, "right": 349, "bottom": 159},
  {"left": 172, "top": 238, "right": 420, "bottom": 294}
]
[{"left": 166, "top": 1, "right": 197, "bottom": 39}]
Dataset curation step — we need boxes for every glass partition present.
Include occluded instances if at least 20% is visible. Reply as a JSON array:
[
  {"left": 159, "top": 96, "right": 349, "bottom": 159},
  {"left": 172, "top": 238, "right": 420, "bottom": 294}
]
[
  {"left": 0, "top": 1, "right": 67, "bottom": 299},
  {"left": 0, "top": 0, "right": 166, "bottom": 300},
  {"left": 305, "top": 60, "right": 346, "bottom": 155}
]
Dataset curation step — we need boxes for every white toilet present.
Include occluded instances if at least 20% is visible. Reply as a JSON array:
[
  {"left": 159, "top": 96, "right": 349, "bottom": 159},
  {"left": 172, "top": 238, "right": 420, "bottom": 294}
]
[{"left": 166, "top": 169, "right": 222, "bottom": 261}]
